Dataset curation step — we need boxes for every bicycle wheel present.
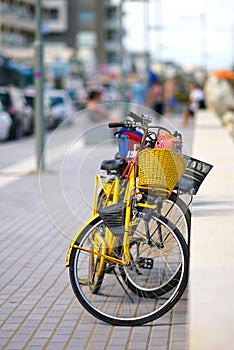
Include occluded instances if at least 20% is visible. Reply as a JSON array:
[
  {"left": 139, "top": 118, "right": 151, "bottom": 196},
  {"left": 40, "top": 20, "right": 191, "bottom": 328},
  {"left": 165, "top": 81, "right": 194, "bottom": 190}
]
[
  {"left": 69, "top": 214, "right": 189, "bottom": 326},
  {"left": 158, "top": 191, "right": 191, "bottom": 245},
  {"left": 97, "top": 189, "right": 109, "bottom": 211},
  {"left": 120, "top": 209, "right": 186, "bottom": 298},
  {"left": 89, "top": 235, "right": 106, "bottom": 294}
]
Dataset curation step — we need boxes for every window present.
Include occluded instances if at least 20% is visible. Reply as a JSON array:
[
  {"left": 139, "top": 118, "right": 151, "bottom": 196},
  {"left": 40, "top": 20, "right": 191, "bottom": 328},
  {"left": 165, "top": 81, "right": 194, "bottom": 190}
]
[
  {"left": 77, "top": 31, "right": 97, "bottom": 48},
  {"left": 50, "top": 9, "right": 58, "bottom": 20},
  {"left": 77, "top": 10, "right": 95, "bottom": 25},
  {"left": 44, "top": 9, "right": 58, "bottom": 21}
]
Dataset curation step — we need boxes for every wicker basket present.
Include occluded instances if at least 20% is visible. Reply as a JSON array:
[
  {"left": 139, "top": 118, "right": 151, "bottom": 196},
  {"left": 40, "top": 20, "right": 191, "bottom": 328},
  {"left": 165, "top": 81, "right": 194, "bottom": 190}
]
[
  {"left": 137, "top": 148, "right": 186, "bottom": 197},
  {"left": 175, "top": 155, "right": 213, "bottom": 195}
]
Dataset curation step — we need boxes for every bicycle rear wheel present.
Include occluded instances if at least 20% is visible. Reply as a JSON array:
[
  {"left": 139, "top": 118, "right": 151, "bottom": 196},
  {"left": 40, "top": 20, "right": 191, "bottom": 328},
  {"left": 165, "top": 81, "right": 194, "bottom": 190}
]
[
  {"left": 120, "top": 209, "right": 186, "bottom": 298},
  {"left": 69, "top": 214, "right": 188, "bottom": 326}
]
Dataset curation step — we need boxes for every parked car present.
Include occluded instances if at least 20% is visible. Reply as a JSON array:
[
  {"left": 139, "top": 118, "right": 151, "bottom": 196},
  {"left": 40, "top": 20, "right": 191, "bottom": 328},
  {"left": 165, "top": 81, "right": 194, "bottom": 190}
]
[
  {"left": 0, "top": 100, "right": 12, "bottom": 141},
  {"left": 67, "top": 87, "right": 86, "bottom": 111},
  {"left": 45, "top": 89, "right": 76, "bottom": 126},
  {"left": 24, "top": 87, "right": 77, "bottom": 129},
  {"left": 24, "top": 86, "right": 54, "bottom": 130},
  {"left": 0, "top": 86, "right": 33, "bottom": 139}
]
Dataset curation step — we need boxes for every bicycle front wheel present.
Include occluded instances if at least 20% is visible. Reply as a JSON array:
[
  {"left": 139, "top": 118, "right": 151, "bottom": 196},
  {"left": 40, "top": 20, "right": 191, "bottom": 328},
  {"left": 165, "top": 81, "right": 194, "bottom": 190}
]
[
  {"left": 159, "top": 191, "right": 191, "bottom": 245},
  {"left": 69, "top": 214, "right": 189, "bottom": 326}
]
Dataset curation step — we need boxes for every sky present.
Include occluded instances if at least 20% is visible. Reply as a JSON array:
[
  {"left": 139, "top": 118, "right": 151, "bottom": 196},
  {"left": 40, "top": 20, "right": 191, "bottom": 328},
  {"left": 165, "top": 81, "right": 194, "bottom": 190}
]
[{"left": 123, "top": 0, "right": 234, "bottom": 70}]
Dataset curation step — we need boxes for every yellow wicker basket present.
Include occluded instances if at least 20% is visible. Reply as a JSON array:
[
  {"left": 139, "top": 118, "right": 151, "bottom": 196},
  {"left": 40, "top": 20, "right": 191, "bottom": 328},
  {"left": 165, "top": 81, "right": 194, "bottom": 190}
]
[{"left": 137, "top": 148, "right": 186, "bottom": 197}]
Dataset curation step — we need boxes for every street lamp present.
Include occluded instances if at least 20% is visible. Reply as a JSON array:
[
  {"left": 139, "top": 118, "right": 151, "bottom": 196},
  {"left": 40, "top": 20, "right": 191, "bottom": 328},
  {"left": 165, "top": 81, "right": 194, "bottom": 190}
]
[
  {"left": 180, "top": 13, "right": 207, "bottom": 70},
  {"left": 200, "top": 13, "right": 207, "bottom": 70},
  {"left": 119, "top": 0, "right": 150, "bottom": 73},
  {"left": 118, "top": 0, "right": 150, "bottom": 112},
  {"left": 118, "top": 1, "right": 148, "bottom": 87},
  {"left": 124, "top": 0, "right": 150, "bottom": 53},
  {"left": 34, "top": 0, "right": 45, "bottom": 172},
  {"left": 147, "top": 0, "right": 163, "bottom": 62}
]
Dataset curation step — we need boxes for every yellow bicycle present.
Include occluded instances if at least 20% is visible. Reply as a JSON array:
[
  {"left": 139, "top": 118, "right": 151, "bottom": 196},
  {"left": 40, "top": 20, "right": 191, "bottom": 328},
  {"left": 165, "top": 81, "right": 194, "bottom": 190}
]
[
  {"left": 66, "top": 113, "right": 190, "bottom": 326},
  {"left": 94, "top": 113, "right": 192, "bottom": 246}
]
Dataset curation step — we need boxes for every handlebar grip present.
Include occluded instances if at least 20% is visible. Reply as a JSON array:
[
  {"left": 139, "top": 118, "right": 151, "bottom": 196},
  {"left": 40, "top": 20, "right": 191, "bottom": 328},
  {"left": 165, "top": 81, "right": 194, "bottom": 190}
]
[{"left": 108, "top": 122, "right": 125, "bottom": 128}]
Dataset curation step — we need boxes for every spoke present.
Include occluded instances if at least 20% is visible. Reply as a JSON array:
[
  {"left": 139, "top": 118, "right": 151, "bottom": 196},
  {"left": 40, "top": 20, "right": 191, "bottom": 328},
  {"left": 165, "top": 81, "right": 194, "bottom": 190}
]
[{"left": 113, "top": 267, "right": 135, "bottom": 304}]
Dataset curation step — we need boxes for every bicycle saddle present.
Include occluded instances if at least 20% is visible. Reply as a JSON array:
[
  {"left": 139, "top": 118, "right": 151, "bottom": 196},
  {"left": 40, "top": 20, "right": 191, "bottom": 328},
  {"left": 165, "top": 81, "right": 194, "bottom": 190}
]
[{"left": 101, "top": 159, "right": 125, "bottom": 171}]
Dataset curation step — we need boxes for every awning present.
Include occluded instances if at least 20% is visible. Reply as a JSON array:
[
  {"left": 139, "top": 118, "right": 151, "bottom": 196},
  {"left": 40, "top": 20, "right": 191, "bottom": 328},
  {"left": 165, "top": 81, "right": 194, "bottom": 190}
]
[{"left": 4, "top": 59, "right": 33, "bottom": 76}]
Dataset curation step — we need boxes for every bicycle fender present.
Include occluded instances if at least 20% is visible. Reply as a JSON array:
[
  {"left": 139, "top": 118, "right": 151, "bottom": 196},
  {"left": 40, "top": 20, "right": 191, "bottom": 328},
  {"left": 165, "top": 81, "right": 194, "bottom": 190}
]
[{"left": 66, "top": 213, "right": 100, "bottom": 267}]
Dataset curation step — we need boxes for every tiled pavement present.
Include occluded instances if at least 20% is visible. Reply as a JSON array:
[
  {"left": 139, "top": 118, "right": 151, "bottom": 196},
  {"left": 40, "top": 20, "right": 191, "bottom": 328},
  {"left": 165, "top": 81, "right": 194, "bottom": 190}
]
[
  {"left": 188, "top": 110, "right": 234, "bottom": 349},
  {"left": 0, "top": 114, "right": 191, "bottom": 350}
]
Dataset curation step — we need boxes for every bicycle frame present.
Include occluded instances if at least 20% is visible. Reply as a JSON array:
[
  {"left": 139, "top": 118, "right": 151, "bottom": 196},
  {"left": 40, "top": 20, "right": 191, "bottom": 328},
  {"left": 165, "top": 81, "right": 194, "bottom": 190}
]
[
  {"left": 66, "top": 113, "right": 187, "bottom": 268},
  {"left": 92, "top": 174, "right": 120, "bottom": 216},
  {"left": 66, "top": 151, "right": 157, "bottom": 267}
]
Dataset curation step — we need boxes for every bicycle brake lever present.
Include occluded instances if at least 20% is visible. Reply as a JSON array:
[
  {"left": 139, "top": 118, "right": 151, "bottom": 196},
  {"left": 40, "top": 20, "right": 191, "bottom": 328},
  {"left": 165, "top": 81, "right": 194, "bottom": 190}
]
[
  {"left": 127, "top": 111, "right": 142, "bottom": 122},
  {"left": 141, "top": 114, "right": 152, "bottom": 124}
]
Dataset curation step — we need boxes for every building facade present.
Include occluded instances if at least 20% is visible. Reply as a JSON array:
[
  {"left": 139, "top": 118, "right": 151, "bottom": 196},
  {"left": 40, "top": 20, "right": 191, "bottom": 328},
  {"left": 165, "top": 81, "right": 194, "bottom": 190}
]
[{"left": 0, "top": 0, "right": 122, "bottom": 66}]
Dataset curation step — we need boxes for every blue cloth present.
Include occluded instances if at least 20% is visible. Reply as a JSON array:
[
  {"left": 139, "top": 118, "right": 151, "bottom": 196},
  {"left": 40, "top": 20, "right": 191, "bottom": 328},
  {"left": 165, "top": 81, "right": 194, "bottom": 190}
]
[
  {"left": 130, "top": 82, "right": 147, "bottom": 104},
  {"left": 147, "top": 67, "right": 158, "bottom": 87}
]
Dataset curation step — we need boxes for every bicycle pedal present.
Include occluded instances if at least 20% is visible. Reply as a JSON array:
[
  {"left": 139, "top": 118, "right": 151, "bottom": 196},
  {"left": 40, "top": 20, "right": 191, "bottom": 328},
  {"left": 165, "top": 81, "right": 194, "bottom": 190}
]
[
  {"left": 137, "top": 257, "right": 154, "bottom": 269},
  {"left": 129, "top": 220, "right": 138, "bottom": 227}
]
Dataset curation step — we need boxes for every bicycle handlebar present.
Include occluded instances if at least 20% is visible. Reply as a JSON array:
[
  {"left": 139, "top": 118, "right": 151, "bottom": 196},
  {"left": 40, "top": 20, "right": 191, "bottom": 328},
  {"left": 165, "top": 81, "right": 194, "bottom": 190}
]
[
  {"left": 108, "top": 122, "right": 126, "bottom": 128},
  {"left": 108, "top": 110, "right": 182, "bottom": 150},
  {"left": 108, "top": 111, "right": 152, "bottom": 130},
  {"left": 127, "top": 111, "right": 152, "bottom": 125},
  {"left": 127, "top": 111, "right": 144, "bottom": 123},
  {"left": 108, "top": 110, "right": 181, "bottom": 146}
]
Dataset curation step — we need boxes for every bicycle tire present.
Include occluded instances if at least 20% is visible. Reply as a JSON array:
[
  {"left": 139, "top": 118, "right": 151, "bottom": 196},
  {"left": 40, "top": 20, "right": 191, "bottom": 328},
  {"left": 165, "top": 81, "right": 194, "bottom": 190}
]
[
  {"left": 120, "top": 209, "right": 185, "bottom": 298},
  {"left": 96, "top": 189, "right": 191, "bottom": 296},
  {"left": 155, "top": 191, "right": 191, "bottom": 245},
  {"left": 69, "top": 214, "right": 189, "bottom": 326},
  {"left": 89, "top": 238, "right": 106, "bottom": 294},
  {"left": 97, "top": 189, "right": 109, "bottom": 211}
]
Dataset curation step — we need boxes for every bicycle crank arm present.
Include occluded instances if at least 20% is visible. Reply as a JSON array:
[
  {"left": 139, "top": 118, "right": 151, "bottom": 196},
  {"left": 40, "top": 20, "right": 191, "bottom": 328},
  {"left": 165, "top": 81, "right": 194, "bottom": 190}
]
[{"left": 73, "top": 244, "right": 127, "bottom": 266}]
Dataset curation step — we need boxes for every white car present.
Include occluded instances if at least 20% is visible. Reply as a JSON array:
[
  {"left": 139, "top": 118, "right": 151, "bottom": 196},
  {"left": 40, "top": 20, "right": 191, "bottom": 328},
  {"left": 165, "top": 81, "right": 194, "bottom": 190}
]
[
  {"left": 24, "top": 86, "right": 53, "bottom": 129},
  {"left": 0, "top": 86, "right": 33, "bottom": 139},
  {"left": 45, "top": 89, "right": 76, "bottom": 127},
  {"left": 24, "top": 87, "right": 77, "bottom": 129},
  {"left": 0, "top": 100, "right": 12, "bottom": 141}
]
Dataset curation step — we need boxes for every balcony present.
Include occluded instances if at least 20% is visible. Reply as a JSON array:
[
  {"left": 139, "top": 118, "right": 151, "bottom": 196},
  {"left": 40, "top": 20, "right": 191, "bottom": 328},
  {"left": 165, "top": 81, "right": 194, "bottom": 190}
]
[
  {"left": 105, "top": 0, "right": 119, "bottom": 6},
  {"left": 105, "top": 40, "right": 120, "bottom": 51},
  {"left": 0, "top": 0, "right": 68, "bottom": 33},
  {"left": 1, "top": 13, "right": 36, "bottom": 32},
  {"left": 105, "top": 18, "right": 119, "bottom": 30}
]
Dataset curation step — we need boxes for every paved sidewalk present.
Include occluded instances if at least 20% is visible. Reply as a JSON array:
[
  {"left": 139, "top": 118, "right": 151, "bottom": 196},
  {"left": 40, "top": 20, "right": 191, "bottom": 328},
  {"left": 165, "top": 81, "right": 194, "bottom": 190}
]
[
  {"left": 0, "top": 115, "right": 189, "bottom": 350},
  {"left": 188, "top": 110, "right": 234, "bottom": 349}
]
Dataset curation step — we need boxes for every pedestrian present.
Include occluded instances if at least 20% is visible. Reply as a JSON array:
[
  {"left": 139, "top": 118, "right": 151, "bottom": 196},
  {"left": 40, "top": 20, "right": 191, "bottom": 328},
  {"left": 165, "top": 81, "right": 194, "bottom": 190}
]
[
  {"left": 164, "top": 77, "right": 177, "bottom": 118},
  {"left": 182, "top": 84, "right": 205, "bottom": 127},
  {"left": 86, "top": 88, "right": 117, "bottom": 123},
  {"left": 86, "top": 89, "right": 112, "bottom": 122},
  {"left": 146, "top": 80, "right": 164, "bottom": 119},
  {"left": 129, "top": 77, "right": 147, "bottom": 105}
]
